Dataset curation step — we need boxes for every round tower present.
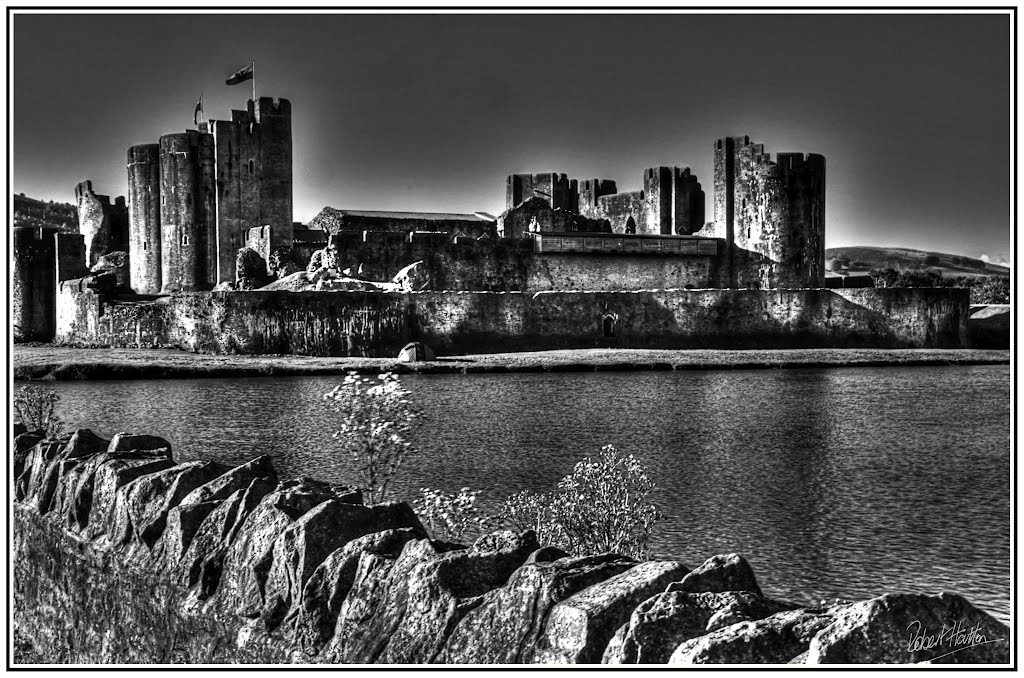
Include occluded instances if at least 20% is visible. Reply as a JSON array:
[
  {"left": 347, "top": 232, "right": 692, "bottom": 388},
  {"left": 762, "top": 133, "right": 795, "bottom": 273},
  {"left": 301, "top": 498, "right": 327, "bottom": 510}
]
[
  {"left": 127, "top": 144, "right": 162, "bottom": 293},
  {"left": 159, "top": 133, "right": 201, "bottom": 292}
]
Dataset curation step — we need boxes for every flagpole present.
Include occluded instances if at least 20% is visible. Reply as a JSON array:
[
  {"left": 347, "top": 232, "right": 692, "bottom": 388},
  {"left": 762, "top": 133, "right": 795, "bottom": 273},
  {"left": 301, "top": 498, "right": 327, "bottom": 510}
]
[{"left": 251, "top": 59, "right": 256, "bottom": 104}]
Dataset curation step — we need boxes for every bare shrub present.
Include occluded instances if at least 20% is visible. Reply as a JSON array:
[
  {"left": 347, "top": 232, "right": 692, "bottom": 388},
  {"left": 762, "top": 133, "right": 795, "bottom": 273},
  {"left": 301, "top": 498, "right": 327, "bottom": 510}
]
[
  {"left": 412, "top": 487, "right": 495, "bottom": 543},
  {"left": 497, "top": 445, "right": 664, "bottom": 560},
  {"left": 14, "top": 385, "right": 63, "bottom": 437},
  {"left": 323, "top": 372, "right": 421, "bottom": 504}
]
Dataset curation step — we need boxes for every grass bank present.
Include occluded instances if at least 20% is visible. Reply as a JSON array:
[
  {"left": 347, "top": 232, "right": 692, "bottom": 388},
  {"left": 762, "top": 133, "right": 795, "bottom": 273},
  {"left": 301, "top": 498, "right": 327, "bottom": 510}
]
[{"left": 12, "top": 345, "right": 1011, "bottom": 381}]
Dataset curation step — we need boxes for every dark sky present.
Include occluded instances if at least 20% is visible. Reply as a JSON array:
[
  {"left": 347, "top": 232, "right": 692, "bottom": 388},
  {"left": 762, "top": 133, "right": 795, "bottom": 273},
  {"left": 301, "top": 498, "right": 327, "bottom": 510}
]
[{"left": 13, "top": 12, "right": 1011, "bottom": 262}]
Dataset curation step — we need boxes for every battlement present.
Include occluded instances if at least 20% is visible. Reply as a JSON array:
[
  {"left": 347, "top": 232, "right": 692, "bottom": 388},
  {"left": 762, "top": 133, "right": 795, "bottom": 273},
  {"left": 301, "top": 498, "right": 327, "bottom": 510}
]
[{"left": 255, "top": 97, "right": 291, "bottom": 121}]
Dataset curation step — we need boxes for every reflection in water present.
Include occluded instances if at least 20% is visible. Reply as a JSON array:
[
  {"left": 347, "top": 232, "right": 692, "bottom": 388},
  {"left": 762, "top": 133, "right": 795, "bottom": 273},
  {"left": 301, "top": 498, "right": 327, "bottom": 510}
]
[{"left": 49, "top": 365, "right": 1010, "bottom": 623}]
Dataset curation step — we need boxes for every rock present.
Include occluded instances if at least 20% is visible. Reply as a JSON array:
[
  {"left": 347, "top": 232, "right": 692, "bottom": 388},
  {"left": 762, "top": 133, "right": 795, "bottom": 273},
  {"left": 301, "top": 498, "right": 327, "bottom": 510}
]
[
  {"left": 259, "top": 271, "right": 308, "bottom": 291},
  {"left": 104, "top": 460, "right": 228, "bottom": 548},
  {"left": 289, "top": 527, "right": 426, "bottom": 654},
  {"left": 668, "top": 553, "right": 762, "bottom": 597},
  {"left": 13, "top": 430, "right": 45, "bottom": 484},
  {"left": 179, "top": 456, "right": 277, "bottom": 507},
  {"left": 64, "top": 449, "right": 174, "bottom": 529},
  {"left": 259, "top": 500, "right": 424, "bottom": 632},
  {"left": 22, "top": 435, "right": 76, "bottom": 514},
  {"left": 668, "top": 608, "right": 836, "bottom": 664},
  {"left": 322, "top": 537, "right": 465, "bottom": 663},
  {"left": 158, "top": 456, "right": 279, "bottom": 566},
  {"left": 106, "top": 433, "right": 172, "bottom": 457},
  {"left": 536, "top": 560, "right": 691, "bottom": 664},
  {"left": 216, "top": 478, "right": 359, "bottom": 618},
  {"left": 602, "top": 590, "right": 793, "bottom": 664},
  {"left": 379, "top": 530, "right": 541, "bottom": 664},
  {"left": 525, "top": 545, "right": 570, "bottom": 564},
  {"left": 437, "top": 553, "right": 635, "bottom": 664},
  {"left": 392, "top": 260, "right": 430, "bottom": 291},
  {"left": 90, "top": 251, "right": 130, "bottom": 290},
  {"left": 178, "top": 476, "right": 277, "bottom": 598},
  {"left": 81, "top": 454, "right": 177, "bottom": 538},
  {"left": 804, "top": 592, "right": 1011, "bottom": 664}
]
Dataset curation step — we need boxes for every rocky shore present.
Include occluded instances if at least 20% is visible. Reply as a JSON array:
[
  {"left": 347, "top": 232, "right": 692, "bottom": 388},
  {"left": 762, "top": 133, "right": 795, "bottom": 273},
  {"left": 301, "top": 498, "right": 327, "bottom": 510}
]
[
  {"left": 13, "top": 426, "right": 1011, "bottom": 665},
  {"left": 13, "top": 345, "right": 1011, "bottom": 381}
]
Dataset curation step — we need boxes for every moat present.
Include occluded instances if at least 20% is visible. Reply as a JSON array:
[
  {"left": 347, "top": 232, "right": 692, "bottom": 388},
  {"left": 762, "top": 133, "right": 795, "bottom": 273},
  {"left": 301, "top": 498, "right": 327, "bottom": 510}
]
[{"left": 47, "top": 364, "right": 1010, "bottom": 623}]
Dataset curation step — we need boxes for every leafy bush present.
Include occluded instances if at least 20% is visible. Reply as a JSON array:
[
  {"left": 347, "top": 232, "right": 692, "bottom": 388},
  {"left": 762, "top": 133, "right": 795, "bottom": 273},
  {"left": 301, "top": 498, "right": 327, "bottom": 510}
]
[
  {"left": 498, "top": 445, "right": 663, "bottom": 560},
  {"left": 14, "top": 385, "right": 63, "bottom": 437},
  {"left": 975, "top": 276, "right": 1011, "bottom": 304},
  {"left": 923, "top": 254, "right": 941, "bottom": 266},
  {"left": 413, "top": 487, "right": 494, "bottom": 543},
  {"left": 323, "top": 372, "right": 421, "bottom": 504}
]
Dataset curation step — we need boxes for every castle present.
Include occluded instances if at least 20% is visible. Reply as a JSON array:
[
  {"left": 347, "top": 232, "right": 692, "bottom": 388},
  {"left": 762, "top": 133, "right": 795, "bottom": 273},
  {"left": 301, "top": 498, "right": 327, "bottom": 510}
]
[
  {"left": 125, "top": 97, "right": 293, "bottom": 293},
  {"left": 12, "top": 93, "right": 970, "bottom": 353}
]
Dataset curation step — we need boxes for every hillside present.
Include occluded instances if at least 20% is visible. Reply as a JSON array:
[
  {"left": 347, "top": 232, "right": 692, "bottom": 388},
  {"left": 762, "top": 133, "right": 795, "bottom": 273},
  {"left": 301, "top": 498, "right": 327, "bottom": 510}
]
[
  {"left": 13, "top": 193, "right": 78, "bottom": 232},
  {"left": 826, "top": 246, "right": 1010, "bottom": 278}
]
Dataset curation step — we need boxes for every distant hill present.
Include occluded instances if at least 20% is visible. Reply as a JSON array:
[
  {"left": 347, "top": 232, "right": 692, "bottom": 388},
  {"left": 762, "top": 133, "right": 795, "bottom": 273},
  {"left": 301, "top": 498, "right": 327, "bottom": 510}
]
[
  {"left": 825, "top": 246, "right": 1010, "bottom": 278},
  {"left": 13, "top": 193, "right": 78, "bottom": 232}
]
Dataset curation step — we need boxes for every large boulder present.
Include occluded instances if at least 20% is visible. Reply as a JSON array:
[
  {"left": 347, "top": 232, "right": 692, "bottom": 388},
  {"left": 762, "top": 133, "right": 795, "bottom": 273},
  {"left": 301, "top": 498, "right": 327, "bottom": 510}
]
[
  {"left": 288, "top": 527, "right": 426, "bottom": 655},
  {"left": 535, "top": 560, "right": 691, "bottom": 664},
  {"left": 259, "top": 500, "right": 424, "bottom": 632},
  {"left": 392, "top": 261, "right": 430, "bottom": 292},
  {"left": 602, "top": 590, "right": 794, "bottom": 664},
  {"left": 668, "top": 553, "right": 762, "bottom": 597},
  {"left": 61, "top": 449, "right": 172, "bottom": 531},
  {"left": 378, "top": 530, "right": 541, "bottom": 664},
  {"left": 158, "top": 456, "right": 278, "bottom": 566},
  {"left": 322, "top": 538, "right": 465, "bottom": 663},
  {"left": 804, "top": 592, "right": 1010, "bottom": 664},
  {"left": 103, "top": 460, "right": 228, "bottom": 548},
  {"left": 668, "top": 608, "right": 837, "bottom": 664},
  {"left": 13, "top": 430, "right": 46, "bottom": 485},
  {"left": 437, "top": 553, "right": 636, "bottom": 664},
  {"left": 177, "top": 476, "right": 278, "bottom": 598},
  {"left": 90, "top": 251, "right": 130, "bottom": 290},
  {"left": 215, "top": 478, "right": 362, "bottom": 619}
]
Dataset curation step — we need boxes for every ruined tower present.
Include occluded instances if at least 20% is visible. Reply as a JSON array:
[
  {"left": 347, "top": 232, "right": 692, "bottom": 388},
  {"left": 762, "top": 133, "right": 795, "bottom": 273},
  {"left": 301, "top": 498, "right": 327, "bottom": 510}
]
[
  {"left": 505, "top": 173, "right": 577, "bottom": 212},
  {"left": 75, "top": 180, "right": 128, "bottom": 267},
  {"left": 127, "top": 144, "right": 162, "bottom": 293},
  {"left": 713, "top": 135, "right": 825, "bottom": 288},
  {"left": 210, "top": 97, "right": 294, "bottom": 283}
]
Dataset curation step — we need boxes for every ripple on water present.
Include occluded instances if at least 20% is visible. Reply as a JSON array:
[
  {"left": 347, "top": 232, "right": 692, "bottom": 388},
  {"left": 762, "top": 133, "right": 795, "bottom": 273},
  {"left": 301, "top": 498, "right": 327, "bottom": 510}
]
[{"left": 46, "top": 364, "right": 1010, "bottom": 623}]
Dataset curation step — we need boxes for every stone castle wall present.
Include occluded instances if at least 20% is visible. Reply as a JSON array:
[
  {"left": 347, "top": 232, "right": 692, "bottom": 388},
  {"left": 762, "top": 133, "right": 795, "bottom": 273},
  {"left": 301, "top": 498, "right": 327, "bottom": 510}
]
[
  {"left": 55, "top": 286, "right": 969, "bottom": 355},
  {"left": 14, "top": 227, "right": 88, "bottom": 342}
]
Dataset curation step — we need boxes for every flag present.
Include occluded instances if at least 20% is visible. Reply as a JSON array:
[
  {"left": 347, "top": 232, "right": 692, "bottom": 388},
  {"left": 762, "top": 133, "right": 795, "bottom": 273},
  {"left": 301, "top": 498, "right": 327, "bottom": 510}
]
[
  {"left": 193, "top": 94, "right": 203, "bottom": 125},
  {"left": 226, "top": 62, "right": 254, "bottom": 85}
]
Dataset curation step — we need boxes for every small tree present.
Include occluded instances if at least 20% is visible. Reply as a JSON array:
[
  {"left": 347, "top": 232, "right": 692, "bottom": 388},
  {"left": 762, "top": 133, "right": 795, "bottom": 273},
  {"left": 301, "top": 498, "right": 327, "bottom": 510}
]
[
  {"left": 497, "top": 445, "right": 664, "bottom": 560},
  {"left": 14, "top": 385, "right": 64, "bottom": 437},
  {"left": 323, "top": 372, "right": 421, "bottom": 504},
  {"left": 413, "top": 487, "right": 495, "bottom": 543}
]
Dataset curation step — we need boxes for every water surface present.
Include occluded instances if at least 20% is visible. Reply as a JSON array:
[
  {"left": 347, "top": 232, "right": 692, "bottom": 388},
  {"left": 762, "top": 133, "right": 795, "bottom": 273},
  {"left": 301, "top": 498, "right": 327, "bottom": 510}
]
[{"left": 47, "top": 365, "right": 1011, "bottom": 623}]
